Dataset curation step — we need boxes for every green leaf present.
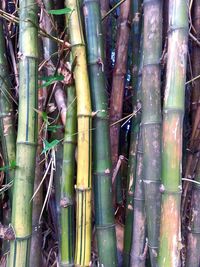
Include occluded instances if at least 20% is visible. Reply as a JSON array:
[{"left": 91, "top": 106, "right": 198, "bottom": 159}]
[
  {"left": 0, "top": 160, "right": 16, "bottom": 172},
  {"left": 41, "top": 111, "right": 49, "bottom": 125},
  {"left": 38, "top": 75, "right": 64, "bottom": 88},
  {"left": 47, "top": 7, "right": 72, "bottom": 15},
  {"left": 42, "top": 139, "right": 60, "bottom": 154},
  {"left": 10, "top": 160, "right": 16, "bottom": 169},
  {"left": 47, "top": 125, "right": 63, "bottom": 133}
]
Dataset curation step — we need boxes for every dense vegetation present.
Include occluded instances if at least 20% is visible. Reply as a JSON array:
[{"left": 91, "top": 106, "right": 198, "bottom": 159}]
[{"left": 0, "top": 0, "right": 199, "bottom": 266}]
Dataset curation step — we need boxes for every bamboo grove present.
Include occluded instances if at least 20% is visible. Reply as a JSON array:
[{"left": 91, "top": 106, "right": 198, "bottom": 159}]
[{"left": 0, "top": 0, "right": 200, "bottom": 266}]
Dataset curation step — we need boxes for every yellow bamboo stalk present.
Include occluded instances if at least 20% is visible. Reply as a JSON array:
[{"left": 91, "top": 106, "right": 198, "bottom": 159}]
[{"left": 65, "top": 0, "right": 92, "bottom": 265}]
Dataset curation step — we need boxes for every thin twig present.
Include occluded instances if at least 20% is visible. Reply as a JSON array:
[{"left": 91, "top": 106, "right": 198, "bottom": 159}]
[{"left": 102, "top": 0, "right": 125, "bottom": 21}]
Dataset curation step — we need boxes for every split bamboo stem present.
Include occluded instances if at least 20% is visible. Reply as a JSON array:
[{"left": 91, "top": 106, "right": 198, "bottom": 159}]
[{"left": 65, "top": 0, "right": 92, "bottom": 265}]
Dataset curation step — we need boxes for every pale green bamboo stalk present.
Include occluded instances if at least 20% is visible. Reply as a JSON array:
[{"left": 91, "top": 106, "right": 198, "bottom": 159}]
[
  {"left": 0, "top": 21, "right": 16, "bottom": 194},
  {"left": 142, "top": 1, "right": 162, "bottom": 265},
  {"left": 158, "top": 1, "right": 189, "bottom": 266},
  {"left": 60, "top": 84, "right": 77, "bottom": 266},
  {"left": 0, "top": 13, "right": 16, "bottom": 260},
  {"left": 8, "top": 0, "right": 38, "bottom": 266}
]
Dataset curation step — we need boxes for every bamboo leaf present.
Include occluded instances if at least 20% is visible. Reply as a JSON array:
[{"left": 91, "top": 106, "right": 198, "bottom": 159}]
[
  {"left": 0, "top": 160, "right": 16, "bottom": 172},
  {"left": 38, "top": 75, "right": 64, "bottom": 88},
  {"left": 47, "top": 7, "right": 72, "bottom": 15},
  {"left": 42, "top": 139, "right": 60, "bottom": 154},
  {"left": 47, "top": 125, "right": 63, "bottom": 133},
  {"left": 41, "top": 111, "right": 49, "bottom": 124}
]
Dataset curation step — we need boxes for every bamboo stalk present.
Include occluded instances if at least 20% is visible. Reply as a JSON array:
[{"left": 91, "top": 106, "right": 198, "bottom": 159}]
[
  {"left": 29, "top": 70, "right": 44, "bottom": 267},
  {"left": 83, "top": 1, "right": 117, "bottom": 265},
  {"left": 141, "top": 1, "right": 162, "bottom": 265},
  {"left": 158, "top": 1, "right": 189, "bottom": 266},
  {"left": 181, "top": 0, "right": 200, "bottom": 219},
  {"left": 0, "top": 13, "right": 16, "bottom": 260},
  {"left": 109, "top": 0, "right": 131, "bottom": 204},
  {"left": 0, "top": 18, "right": 16, "bottom": 197},
  {"left": 60, "top": 84, "right": 77, "bottom": 266},
  {"left": 185, "top": 157, "right": 200, "bottom": 267},
  {"left": 123, "top": 2, "right": 143, "bottom": 264},
  {"left": 100, "top": 0, "right": 112, "bottom": 90},
  {"left": 8, "top": 0, "right": 38, "bottom": 266},
  {"left": 190, "top": 0, "right": 200, "bottom": 124},
  {"left": 130, "top": 129, "right": 146, "bottom": 267},
  {"left": 65, "top": 0, "right": 92, "bottom": 265}
]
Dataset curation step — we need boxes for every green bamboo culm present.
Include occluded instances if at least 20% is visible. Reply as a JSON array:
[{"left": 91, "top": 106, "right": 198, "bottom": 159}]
[
  {"left": 83, "top": 1, "right": 117, "bottom": 266},
  {"left": 8, "top": 0, "right": 38, "bottom": 266},
  {"left": 0, "top": 14, "right": 16, "bottom": 259},
  {"left": 65, "top": 0, "right": 92, "bottom": 265},
  {"left": 123, "top": 1, "right": 142, "bottom": 266},
  {"left": 130, "top": 128, "right": 146, "bottom": 267},
  {"left": 158, "top": 1, "right": 188, "bottom": 266},
  {"left": 60, "top": 84, "right": 77, "bottom": 266},
  {"left": 0, "top": 20, "right": 16, "bottom": 197},
  {"left": 141, "top": 0, "right": 162, "bottom": 265}
]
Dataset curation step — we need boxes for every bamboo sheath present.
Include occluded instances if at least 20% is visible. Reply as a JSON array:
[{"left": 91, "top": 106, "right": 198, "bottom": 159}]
[
  {"left": 65, "top": 0, "right": 92, "bottom": 265},
  {"left": 8, "top": 0, "right": 38, "bottom": 266},
  {"left": 158, "top": 1, "right": 188, "bottom": 266},
  {"left": 83, "top": 0, "right": 117, "bottom": 266}
]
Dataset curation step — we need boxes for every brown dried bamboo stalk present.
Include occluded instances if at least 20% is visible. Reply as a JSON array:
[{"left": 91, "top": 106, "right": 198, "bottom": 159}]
[{"left": 109, "top": 0, "right": 131, "bottom": 204}]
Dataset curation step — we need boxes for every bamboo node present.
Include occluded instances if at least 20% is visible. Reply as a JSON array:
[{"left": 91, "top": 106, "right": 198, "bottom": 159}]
[
  {"left": 60, "top": 196, "right": 74, "bottom": 208},
  {"left": 75, "top": 185, "right": 91, "bottom": 192},
  {"left": 159, "top": 184, "right": 165, "bottom": 193}
]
